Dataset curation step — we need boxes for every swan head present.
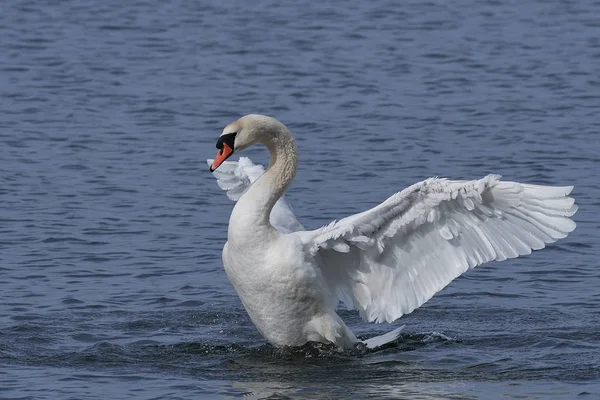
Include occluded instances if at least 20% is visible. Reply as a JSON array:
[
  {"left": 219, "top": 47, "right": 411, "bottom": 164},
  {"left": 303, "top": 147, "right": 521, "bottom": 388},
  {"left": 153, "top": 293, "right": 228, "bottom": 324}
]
[{"left": 209, "top": 114, "right": 288, "bottom": 171}]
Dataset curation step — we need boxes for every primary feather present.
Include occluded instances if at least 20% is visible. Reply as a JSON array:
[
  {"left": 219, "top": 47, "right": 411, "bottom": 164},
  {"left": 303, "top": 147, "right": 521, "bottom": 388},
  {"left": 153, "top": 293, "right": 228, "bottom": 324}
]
[{"left": 295, "top": 175, "right": 576, "bottom": 323}]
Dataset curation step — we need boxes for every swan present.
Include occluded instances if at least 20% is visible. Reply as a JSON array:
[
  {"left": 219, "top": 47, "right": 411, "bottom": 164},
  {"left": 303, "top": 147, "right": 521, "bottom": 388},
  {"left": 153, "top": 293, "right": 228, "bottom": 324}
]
[{"left": 208, "top": 114, "right": 577, "bottom": 349}]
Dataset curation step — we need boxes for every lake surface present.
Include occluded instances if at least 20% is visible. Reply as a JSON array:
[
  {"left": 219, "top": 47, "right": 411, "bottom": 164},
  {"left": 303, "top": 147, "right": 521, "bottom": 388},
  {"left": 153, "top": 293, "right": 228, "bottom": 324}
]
[{"left": 1, "top": 0, "right": 599, "bottom": 398}]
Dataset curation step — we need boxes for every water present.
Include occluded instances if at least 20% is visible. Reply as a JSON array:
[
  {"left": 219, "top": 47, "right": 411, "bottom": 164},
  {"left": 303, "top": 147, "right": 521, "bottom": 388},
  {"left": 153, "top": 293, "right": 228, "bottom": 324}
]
[{"left": 1, "top": 0, "right": 599, "bottom": 398}]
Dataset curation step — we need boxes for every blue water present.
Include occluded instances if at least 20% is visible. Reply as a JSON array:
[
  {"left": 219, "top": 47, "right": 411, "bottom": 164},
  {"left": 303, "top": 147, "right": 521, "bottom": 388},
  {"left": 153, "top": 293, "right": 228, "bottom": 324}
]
[{"left": 1, "top": 0, "right": 599, "bottom": 398}]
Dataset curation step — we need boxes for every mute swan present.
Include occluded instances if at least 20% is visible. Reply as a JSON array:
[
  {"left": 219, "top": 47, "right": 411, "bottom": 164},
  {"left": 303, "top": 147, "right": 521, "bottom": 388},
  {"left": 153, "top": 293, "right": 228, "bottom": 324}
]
[{"left": 208, "top": 114, "right": 577, "bottom": 349}]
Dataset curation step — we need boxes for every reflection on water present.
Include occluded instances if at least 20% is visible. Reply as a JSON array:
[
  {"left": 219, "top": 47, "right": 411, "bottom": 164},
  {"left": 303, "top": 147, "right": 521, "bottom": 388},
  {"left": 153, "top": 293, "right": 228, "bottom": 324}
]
[
  {"left": 227, "top": 375, "right": 593, "bottom": 399},
  {"left": 227, "top": 380, "right": 481, "bottom": 400}
]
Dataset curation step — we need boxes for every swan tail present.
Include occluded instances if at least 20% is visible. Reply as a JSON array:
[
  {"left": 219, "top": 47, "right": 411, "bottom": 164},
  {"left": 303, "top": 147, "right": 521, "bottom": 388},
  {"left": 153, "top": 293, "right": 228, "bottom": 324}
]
[{"left": 363, "top": 325, "right": 405, "bottom": 349}]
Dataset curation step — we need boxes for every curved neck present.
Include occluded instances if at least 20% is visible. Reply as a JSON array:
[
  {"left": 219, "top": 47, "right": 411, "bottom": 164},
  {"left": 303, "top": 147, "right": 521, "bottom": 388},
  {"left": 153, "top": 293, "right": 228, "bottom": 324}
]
[{"left": 232, "top": 127, "right": 298, "bottom": 230}]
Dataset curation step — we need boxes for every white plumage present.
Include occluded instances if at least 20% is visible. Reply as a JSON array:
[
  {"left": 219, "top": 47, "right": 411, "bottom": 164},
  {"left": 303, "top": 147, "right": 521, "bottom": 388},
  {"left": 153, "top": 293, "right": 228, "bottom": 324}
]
[
  {"left": 296, "top": 175, "right": 576, "bottom": 323},
  {"left": 210, "top": 157, "right": 304, "bottom": 234},
  {"left": 208, "top": 115, "right": 577, "bottom": 349}
]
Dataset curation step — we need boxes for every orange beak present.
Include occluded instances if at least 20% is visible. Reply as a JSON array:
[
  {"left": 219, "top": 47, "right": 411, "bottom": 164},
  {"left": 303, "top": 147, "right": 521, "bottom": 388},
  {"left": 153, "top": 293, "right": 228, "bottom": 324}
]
[{"left": 209, "top": 143, "right": 233, "bottom": 172}]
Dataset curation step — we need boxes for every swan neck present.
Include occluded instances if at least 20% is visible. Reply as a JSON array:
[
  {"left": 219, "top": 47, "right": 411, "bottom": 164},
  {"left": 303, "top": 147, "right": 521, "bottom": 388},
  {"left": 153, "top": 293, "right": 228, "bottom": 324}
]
[
  {"left": 262, "top": 129, "right": 298, "bottom": 221},
  {"left": 235, "top": 127, "right": 298, "bottom": 229}
]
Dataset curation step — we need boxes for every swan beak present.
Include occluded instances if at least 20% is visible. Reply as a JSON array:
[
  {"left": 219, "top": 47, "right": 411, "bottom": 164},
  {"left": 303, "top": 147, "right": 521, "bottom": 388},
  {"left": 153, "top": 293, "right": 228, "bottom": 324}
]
[{"left": 209, "top": 143, "right": 233, "bottom": 172}]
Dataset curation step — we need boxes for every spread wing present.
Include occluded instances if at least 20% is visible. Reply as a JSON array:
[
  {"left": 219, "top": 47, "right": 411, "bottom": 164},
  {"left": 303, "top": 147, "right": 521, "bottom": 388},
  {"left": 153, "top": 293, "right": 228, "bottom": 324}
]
[
  {"left": 294, "top": 175, "right": 577, "bottom": 323},
  {"left": 208, "top": 157, "right": 304, "bottom": 233}
]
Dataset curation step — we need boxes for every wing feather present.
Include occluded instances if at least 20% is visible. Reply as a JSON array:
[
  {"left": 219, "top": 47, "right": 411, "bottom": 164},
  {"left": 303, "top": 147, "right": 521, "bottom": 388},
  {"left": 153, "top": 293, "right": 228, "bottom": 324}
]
[
  {"left": 295, "top": 175, "right": 577, "bottom": 323},
  {"left": 208, "top": 157, "right": 304, "bottom": 233}
]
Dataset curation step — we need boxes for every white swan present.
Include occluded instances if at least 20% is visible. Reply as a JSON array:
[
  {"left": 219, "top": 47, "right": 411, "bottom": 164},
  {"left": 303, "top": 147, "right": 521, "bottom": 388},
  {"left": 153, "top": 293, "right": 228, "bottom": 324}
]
[{"left": 208, "top": 114, "right": 577, "bottom": 349}]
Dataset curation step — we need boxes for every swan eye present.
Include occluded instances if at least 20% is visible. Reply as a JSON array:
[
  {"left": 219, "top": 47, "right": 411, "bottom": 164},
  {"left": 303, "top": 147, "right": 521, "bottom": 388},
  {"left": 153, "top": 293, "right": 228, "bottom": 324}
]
[{"left": 216, "top": 132, "right": 237, "bottom": 151}]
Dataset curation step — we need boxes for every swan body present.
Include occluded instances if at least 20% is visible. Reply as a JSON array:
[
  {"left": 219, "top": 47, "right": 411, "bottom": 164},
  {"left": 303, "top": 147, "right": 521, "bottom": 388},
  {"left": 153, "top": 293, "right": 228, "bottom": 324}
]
[{"left": 208, "top": 114, "right": 577, "bottom": 349}]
